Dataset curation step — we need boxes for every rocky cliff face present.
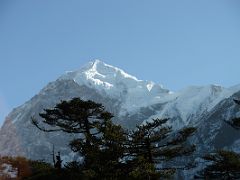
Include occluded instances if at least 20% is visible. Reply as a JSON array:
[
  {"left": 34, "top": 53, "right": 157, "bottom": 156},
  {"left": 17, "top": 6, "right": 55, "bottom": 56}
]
[{"left": 1, "top": 60, "right": 240, "bottom": 177}]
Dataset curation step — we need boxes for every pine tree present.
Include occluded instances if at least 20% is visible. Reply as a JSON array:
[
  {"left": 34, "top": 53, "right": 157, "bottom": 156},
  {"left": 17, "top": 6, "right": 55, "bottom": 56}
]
[
  {"left": 32, "top": 98, "right": 127, "bottom": 178},
  {"left": 126, "top": 118, "right": 196, "bottom": 179},
  {"left": 32, "top": 98, "right": 197, "bottom": 179},
  {"left": 197, "top": 150, "right": 240, "bottom": 179},
  {"left": 33, "top": 98, "right": 105, "bottom": 166}
]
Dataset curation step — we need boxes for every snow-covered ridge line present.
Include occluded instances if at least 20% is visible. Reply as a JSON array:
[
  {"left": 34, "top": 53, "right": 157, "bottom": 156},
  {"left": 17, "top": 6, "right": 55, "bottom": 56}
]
[
  {"left": 59, "top": 60, "right": 170, "bottom": 113},
  {"left": 65, "top": 59, "right": 140, "bottom": 81},
  {"left": 2, "top": 59, "right": 240, "bottom": 174},
  {"left": 58, "top": 60, "right": 240, "bottom": 124},
  {"left": 61, "top": 59, "right": 168, "bottom": 91}
]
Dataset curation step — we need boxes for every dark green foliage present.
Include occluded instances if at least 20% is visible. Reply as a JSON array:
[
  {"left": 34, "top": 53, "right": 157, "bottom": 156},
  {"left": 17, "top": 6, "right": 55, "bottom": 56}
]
[
  {"left": 32, "top": 98, "right": 106, "bottom": 134},
  {"left": 32, "top": 98, "right": 196, "bottom": 179},
  {"left": 197, "top": 150, "right": 240, "bottom": 179},
  {"left": 32, "top": 98, "right": 127, "bottom": 179},
  {"left": 128, "top": 156, "right": 161, "bottom": 180},
  {"left": 130, "top": 119, "right": 196, "bottom": 160},
  {"left": 32, "top": 98, "right": 116, "bottom": 168},
  {"left": 24, "top": 161, "right": 57, "bottom": 180},
  {"left": 127, "top": 118, "right": 196, "bottom": 178}
]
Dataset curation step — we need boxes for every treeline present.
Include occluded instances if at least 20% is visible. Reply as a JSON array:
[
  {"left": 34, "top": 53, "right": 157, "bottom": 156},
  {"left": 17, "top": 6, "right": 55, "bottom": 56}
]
[
  {"left": 31, "top": 98, "right": 196, "bottom": 179},
  {"left": 1, "top": 98, "right": 240, "bottom": 179}
]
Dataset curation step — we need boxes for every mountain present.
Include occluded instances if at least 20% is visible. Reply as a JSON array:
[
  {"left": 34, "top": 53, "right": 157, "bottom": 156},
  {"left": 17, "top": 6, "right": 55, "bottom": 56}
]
[
  {"left": 60, "top": 59, "right": 170, "bottom": 114},
  {"left": 1, "top": 60, "right": 240, "bottom": 178}
]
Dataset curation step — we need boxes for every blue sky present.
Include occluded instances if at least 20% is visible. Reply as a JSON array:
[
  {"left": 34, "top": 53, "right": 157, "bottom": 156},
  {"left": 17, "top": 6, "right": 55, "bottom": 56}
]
[{"left": 0, "top": 0, "right": 240, "bottom": 125}]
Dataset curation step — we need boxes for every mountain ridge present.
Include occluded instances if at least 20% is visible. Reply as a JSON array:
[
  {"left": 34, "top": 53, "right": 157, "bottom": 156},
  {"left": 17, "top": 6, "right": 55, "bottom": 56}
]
[
  {"left": 1, "top": 60, "right": 240, "bottom": 179},
  {"left": 2, "top": 60, "right": 240, "bottom": 129}
]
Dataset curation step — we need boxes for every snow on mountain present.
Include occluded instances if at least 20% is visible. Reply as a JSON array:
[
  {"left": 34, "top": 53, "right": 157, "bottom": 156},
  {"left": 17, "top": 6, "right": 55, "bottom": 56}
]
[
  {"left": 1, "top": 59, "right": 240, "bottom": 179},
  {"left": 60, "top": 60, "right": 171, "bottom": 114},
  {"left": 59, "top": 60, "right": 240, "bottom": 122},
  {"left": 4, "top": 59, "right": 240, "bottom": 127},
  {"left": 167, "top": 85, "right": 225, "bottom": 124}
]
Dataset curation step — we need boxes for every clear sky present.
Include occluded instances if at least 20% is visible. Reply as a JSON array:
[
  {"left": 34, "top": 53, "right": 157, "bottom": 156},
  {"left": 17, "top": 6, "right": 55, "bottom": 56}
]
[{"left": 0, "top": 0, "right": 240, "bottom": 125}]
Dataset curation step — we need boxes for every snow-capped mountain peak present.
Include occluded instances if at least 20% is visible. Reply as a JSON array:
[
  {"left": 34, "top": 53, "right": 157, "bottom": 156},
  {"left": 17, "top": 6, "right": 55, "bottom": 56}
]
[
  {"left": 60, "top": 60, "right": 170, "bottom": 113},
  {"left": 59, "top": 60, "right": 240, "bottom": 118},
  {"left": 2, "top": 60, "right": 240, "bottom": 179},
  {"left": 79, "top": 59, "right": 140, "bottom": 87},
  {"left": 62, "top": 59, "right": 139, "bottom": 83},
  {"left": 61, "top": 59, "right": 161, "bottom": 91}
]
